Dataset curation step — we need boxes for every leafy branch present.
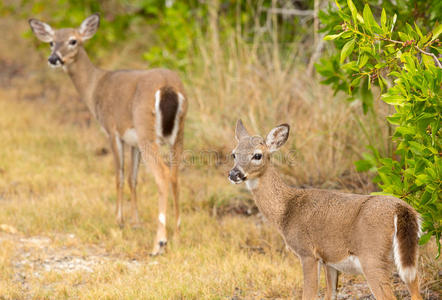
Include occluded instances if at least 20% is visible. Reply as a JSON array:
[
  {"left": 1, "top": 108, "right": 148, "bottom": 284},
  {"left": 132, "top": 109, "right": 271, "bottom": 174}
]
[{"left": 318, "top": 0, "right": 442, "bottom": 256}]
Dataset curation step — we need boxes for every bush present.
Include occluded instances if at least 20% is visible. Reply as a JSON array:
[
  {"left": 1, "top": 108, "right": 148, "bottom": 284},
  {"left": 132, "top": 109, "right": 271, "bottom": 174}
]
[{"left": 318, "top": 0, "right": 441, "bottom": 256}]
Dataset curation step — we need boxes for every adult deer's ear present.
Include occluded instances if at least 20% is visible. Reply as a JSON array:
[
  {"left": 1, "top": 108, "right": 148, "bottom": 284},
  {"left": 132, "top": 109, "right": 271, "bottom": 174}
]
[
  {"left": 29, "top": 19, "right": 54, "bottom": 43},
  {"left": 79, "top": 14, "right": 100, "bottom": 40},
  {"left": 265, "top": 124, "right": 290, "bottom": 152},
  {"left": 235, "top": 119, "right": 250, "bottom": 141}
]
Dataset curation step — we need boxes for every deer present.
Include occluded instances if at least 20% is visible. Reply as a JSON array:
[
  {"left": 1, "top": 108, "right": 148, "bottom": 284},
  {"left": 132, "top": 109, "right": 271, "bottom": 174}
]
[
  {"left": 228, "top": 120, "right": 423, "bottom": 300},
  {"left": 29, "top": 14, "right": 188, "bottom": 255}
]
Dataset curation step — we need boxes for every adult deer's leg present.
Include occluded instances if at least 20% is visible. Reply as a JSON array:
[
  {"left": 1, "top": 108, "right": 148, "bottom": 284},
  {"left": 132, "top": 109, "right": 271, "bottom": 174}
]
[
  {"left": 110, "top": 135, "right": 125, "bottom": 227},
  {"left": 324, "top": 266, "right": 339, "bottom": 300},
  {"left": 139, "top": 141, "right": 170, "bottom": 255},
  {"left": 301, "top": 256, "right": 320, "bottom": 300},
  {"left": 127, "top": 146, "right": 141, "bottom": 228},
  {"left": 170, "top": 130, "right": 183, "bottom": 234}
]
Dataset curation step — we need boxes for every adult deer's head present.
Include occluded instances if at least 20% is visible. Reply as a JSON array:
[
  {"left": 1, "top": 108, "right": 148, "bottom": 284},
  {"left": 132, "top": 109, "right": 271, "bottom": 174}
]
[{"left": 29, "top": 14, "right": 100, "bottom": 68}]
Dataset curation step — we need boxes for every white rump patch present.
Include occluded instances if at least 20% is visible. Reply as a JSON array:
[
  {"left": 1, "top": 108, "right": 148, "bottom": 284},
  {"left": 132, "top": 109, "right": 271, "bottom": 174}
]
[
  {"left": 154, "top": 90, "right": 162, "bottom": 145},
  {"left": 393, "top": 215, "right": 418, "bottom": 283},
  {"left": 328, "top": 255, "right": 363, "bottom": 275},
  {"left": 245, "top": 178, "right": 259, "bottom": 190},
  {"left": 159, "top": 213, "right": 166, "bottom": 226},
  {"left": 166, "top": 92, "right": 184, "bottom": 145},
  {"left": 122, "top": 128, "right": 138, "bottom": 147}
]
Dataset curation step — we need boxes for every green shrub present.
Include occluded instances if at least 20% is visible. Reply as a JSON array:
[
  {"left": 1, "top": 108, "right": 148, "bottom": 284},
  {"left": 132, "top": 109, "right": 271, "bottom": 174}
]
[{"left": 318, "top": 0, "right": 441, "bottom": 256}]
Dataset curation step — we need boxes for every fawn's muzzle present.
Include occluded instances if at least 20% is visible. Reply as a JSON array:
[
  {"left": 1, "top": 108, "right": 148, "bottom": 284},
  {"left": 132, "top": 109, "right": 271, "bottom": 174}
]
[
  {"left": 48, "top": 54, "right": 63, "bottom": 66},
  {"left": 228, "top": 167, "right": 247, "bottom": 184}
]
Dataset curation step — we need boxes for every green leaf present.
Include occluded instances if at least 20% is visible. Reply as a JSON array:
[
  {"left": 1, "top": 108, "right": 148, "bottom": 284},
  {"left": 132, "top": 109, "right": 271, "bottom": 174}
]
[
  {"left": 414, "top": 23, "right": 423, "bottom": 39},
  {"left": 381, "top": 8, "right": 387, "bottom": 32},
  {"left": 419, "top": 232, "right": 432, "bottom": 245},
  {"left": 347, "top": 0, "right": 358, "bottom": 25},
  {"left": 362, "top": 4, "right": 380, "bottom": 33},
  {"left": 358, "top": 54, "right": 369, "bottom": 68},
  {"left": 431, "top": 24, "right": 442, "bottom": 42},
  {"left": 382, "top": 93, "right": 405, "bottom": 105},
  {"left": 390, "top": 14, "right": 397, "bottom": 32},
  {"left": 340, "top": 39, "right": 356, "bottom": 63},
  {"left": 398, "top": 32, "right": 409, "bottom": 42},
  {"left": 355, "top": 159, "right": 373, "bottom": 172},
  {"left": 324, "top": 32, "right": 345, "bottom": 40},
  {"left": 386, "top": 113, "right": 401, "bottom": 125}
]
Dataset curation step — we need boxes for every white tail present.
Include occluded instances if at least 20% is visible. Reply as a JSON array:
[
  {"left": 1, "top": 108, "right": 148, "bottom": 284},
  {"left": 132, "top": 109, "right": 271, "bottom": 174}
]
[{"left": 393, "top": 213, "right": 421, "bottom": 284}]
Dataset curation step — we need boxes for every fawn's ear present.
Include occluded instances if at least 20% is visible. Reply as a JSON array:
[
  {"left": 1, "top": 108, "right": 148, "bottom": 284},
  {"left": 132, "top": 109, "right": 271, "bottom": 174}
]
[
  {"left": 235, "top": 119, "right": 250, "bottom": 141},
  {"left": 79, "top": 14, "right": 100, "bottom": 40},
  {"left": 265, "top": 124, "right": 290, "bottom": 152},
  {"left": 29, "top": 19, "right": 54, "bottom": 43}
]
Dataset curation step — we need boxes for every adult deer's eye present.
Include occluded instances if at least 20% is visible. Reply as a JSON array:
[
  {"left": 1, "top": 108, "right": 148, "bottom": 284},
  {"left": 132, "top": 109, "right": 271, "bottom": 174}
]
[
  {"left": 49, "top": 41, "right": 54, "bottom": 47},
  {"left": 69, "top": 39, "right": 77, "bottom": 46},
  {"left": 252, "top": 153, "right": 262, "bottom": 160}
]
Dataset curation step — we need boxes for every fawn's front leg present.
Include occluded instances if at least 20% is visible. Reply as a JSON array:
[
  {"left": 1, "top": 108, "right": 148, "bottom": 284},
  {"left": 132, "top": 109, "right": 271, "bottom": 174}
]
[
  {"left": 324, "top": 265, "right": 339, "bottom": 300},
  {"left": 301, "top": 256, "right": 319, "bottom": 300}
]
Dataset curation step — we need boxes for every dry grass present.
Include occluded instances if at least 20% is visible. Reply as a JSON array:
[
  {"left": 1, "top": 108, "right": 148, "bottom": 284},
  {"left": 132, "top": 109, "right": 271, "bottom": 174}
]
[{"left": 0, "top": 13, "right": 440, "bottom": 300}]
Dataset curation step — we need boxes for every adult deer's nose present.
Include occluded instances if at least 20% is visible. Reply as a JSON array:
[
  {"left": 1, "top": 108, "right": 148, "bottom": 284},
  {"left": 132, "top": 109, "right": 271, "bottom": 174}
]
[{"left": 48, "top": 54, "right": 62, "bottom": 65}]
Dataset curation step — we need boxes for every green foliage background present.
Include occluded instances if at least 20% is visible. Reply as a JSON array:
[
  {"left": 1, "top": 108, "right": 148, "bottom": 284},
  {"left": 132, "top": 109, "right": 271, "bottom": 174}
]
[
  {"left": 1, "top": 0, "right": 314, "bottom": 70},
  {"left": 318, "top": 0, "right": 441, "bottom": 256}
]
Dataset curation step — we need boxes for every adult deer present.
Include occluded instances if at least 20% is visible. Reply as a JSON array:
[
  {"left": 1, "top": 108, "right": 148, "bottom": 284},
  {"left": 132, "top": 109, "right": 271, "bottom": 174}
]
[
  {"left": 228, "top": 120, "right": 422, "bottom": 300},
  {"left": 29, "top": 14, "right": 187, "bottom": 255}
]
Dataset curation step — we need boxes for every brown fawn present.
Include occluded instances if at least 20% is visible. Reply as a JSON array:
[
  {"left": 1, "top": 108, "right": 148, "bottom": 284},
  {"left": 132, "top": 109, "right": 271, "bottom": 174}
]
[
  {"left": 29, "top": 14, "right": 187, "bottom": 255},
  {"left": 228, "top": 120, "right": 422, "bottom": 300}
]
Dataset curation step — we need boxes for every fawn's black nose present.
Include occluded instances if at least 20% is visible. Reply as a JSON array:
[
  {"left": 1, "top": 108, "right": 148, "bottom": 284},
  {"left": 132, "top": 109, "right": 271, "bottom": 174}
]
[
  {"left": 48, "top": 54, "right": 62, "bottom": 65},
  {"left": 228, "top": 168, "right": 246, "bottom": 184}
]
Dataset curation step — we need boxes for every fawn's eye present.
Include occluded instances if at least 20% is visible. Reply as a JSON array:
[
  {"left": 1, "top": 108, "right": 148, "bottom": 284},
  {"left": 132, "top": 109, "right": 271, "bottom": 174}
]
[
  {"left": 69, "top": 39, "right": 77, "bottom": 46},
  {"left": 252, "top": 153, "right": 262, "bottom": 160},
  {"left": 49, "top": 41, "right": 54, "bottom": 47},
  {"left": 231, "top": 153, "right": 236, "bottom": 159}
]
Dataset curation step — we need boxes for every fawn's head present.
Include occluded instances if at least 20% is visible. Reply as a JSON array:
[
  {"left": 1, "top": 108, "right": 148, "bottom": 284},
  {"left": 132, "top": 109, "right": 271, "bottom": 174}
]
[
  {"left": 29, "top": 14, "right": 100, "bottom": 68},
  {"left": 228, "top": 120, "right": 289, "bottom": 184}
]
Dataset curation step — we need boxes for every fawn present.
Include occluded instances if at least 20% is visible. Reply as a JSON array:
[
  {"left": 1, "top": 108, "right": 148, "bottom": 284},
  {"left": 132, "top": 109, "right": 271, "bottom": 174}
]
[
  {"left": 228, "top": 120, "right": 422, "bottom": 300},
  {"left": 29, "top": 14, "right": 187, "bottom": 255}
]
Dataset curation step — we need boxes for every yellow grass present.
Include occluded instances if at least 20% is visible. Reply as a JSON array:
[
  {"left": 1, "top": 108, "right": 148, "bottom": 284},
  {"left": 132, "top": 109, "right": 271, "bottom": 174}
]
[{"left": 0, "top": 92, "right": 305, "bottom": 299}]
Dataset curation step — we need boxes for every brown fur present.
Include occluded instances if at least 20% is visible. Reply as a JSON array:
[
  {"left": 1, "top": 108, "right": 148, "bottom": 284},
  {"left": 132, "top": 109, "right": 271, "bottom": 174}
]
[
  {"left": 396, "top": 204, "right": 419, "bottom": 267},
  {"left": 29, "top": 15, "right": 188, "bottom": 256},
  {"left": 159, "top": 86, "right": 179, "bottom": 137},
  {"left": 230, "top": 120, "right": 423, "bottom": 300}
]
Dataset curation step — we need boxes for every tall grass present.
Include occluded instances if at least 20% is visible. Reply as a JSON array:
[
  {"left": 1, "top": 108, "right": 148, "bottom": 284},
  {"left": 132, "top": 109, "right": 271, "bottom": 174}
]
[{"left": 184, "top": 2, "right": 390, "bottom": 191}]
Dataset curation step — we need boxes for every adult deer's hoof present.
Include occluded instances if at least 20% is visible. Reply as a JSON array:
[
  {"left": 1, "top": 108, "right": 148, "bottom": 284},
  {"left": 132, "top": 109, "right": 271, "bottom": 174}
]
[{"left": 150, "top": 240, "right": 167, "bottom": 256}]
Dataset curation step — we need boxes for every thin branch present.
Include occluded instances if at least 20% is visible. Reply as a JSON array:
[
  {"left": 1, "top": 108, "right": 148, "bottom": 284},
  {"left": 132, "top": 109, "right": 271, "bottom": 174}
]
[
  {"left": 415, "top": 45, "right": 442, "bottom": 68},
  {"left": 378, "top": 37, "right": 441, "bottom": 69},
  {"left": 265, "top": 8, "right": 314, "bottom": 17},
  {"left": 307, "top": 33, "right": 325, "bottom": 77}
]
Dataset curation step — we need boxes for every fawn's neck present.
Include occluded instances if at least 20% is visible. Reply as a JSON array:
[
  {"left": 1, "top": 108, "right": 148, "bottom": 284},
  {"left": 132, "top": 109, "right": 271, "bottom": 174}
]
[
  {"left": 249, "top": 165, "right": 299, "bottom": 228},
  {"left": 65, "top": 47, "right": 105, "bottom": 117}
]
